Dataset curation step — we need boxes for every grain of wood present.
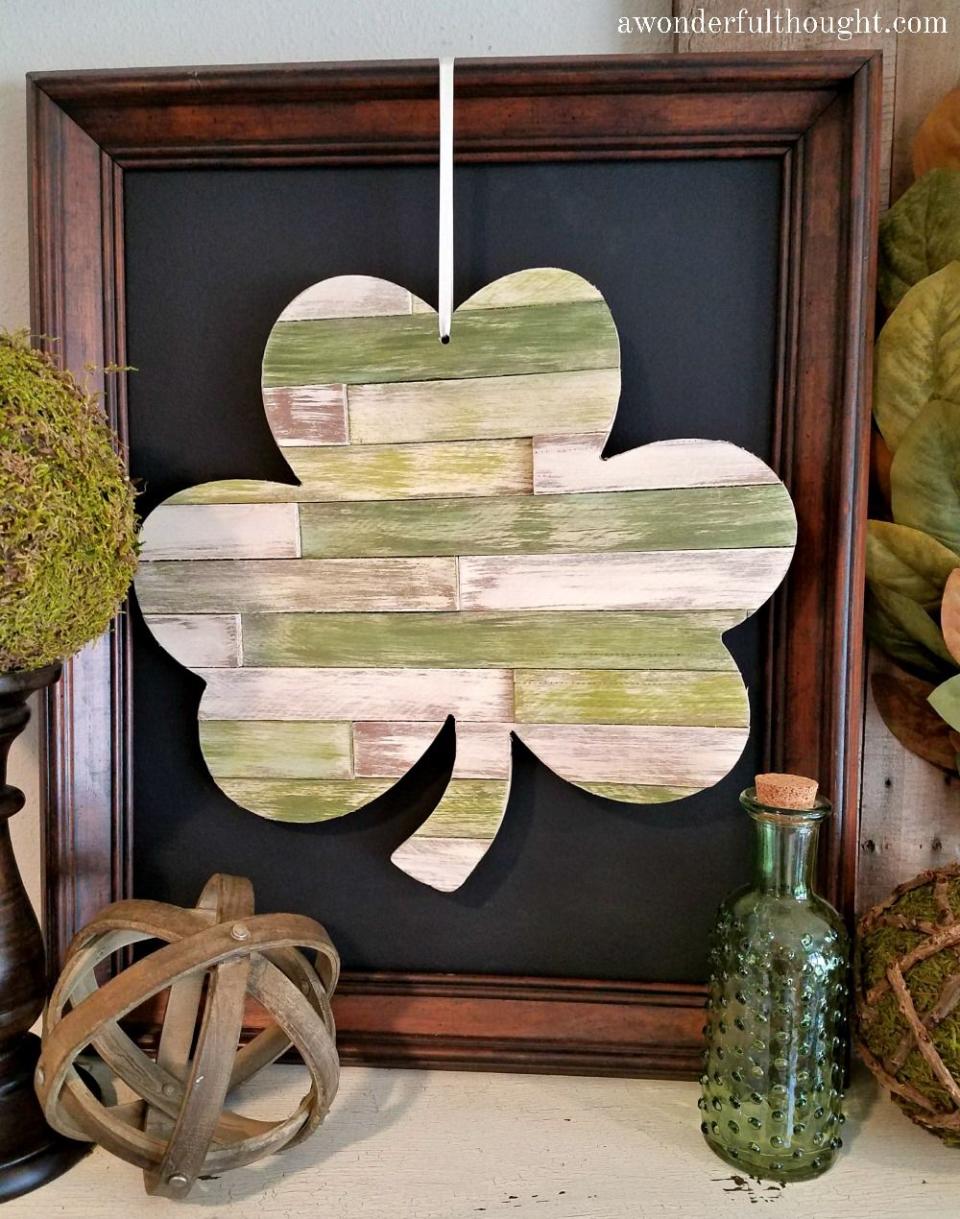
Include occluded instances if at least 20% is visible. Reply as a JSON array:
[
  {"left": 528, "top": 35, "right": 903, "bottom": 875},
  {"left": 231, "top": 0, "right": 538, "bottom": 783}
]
[
  {"left": 347, "top": 369, "right": 619, "bottom": 445},
  {"left": 240, "top": 609, "right": 744, "bottom": 671},
  {"left": 263, "top": 301, "right": 618, "bottom": 389},
  {"left": 458, "top": 548, "right": 794, "bottom": 612},
  {"left": 195, "top": 668, "right": 514, "bottom": 723},
  {"left": 139, "top": 503, "right": 301, "bottom": 561},
  {"left": 6, "top": 1065, "right": 959, "bottom": 1219},
  {"left": 136, "top": 558, "right": 459, "bottom": 614},
  {"left": 141, "top": 615, "right": 240, "bottom": 668},
  {"left": 456, "top": 267, "right": 604, "bottom": 310},
  {"left": 169, "top": 439, "right": 533, "bottom": 503},
  {"left": 513, "top": 669, "right": 749, "bottom": 728},
  {"left": 199, "top": 720, "right": 353, "bottom": 780},
  {"left": 277, "top": 275, "right": 413, "bottom": 321},
  {"left": 390, "top": 838, "right": 489, "bottom": 890},
  {"left": 533, "top": 435, "right": 782, "bottom": 493},
  {"left": 299, "top": 485, "right": 796, "bottom": 558},
  {"left": 261, "top": 384, "right": 348, "bottom": 445},
  {"left": 672, "top": 0, "right": 898, "bottom": 203}
]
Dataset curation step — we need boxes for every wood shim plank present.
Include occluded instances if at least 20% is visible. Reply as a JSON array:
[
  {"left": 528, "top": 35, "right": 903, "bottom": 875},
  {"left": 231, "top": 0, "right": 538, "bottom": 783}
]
[
  {"left": 517, "top": 723, "right": 747, "bottom": 787},
  {"left": 458, "top": 548, "right": 794, "bottom": 612},
  {"left": 513, "top": 670, "right": 749, "bottom": 728},
  {"left": 199, "top": 720, "right": 353, "bottom": 780},
  {"left": 195, "top": 668, "right": 513, "bottom": 722},
  {"left": 277, "top": 275, "right": 413, "bottom": 321},
  {"left": 457, "top": 268, "right": 604, "bottom": 311},
  {"left": 136, "top": 558, "right": 458, "bottom": 614},
  {"left": 168, "top": 439, "right": 532, "bottom": 504},
  {"left": 533, "top": 435, "right": 783, "bottom": 493},
  {"left": 262, "top": 301, "right": 618, "bottom": 388},
  {"left": 139, "top": 503, "right": 300, "bottom": 561},
  {"left": 219, "top": 777, "right": 505, "bottom": 832},
  {"left": 141, "top": 614, "right": 240, "bottom": 668},
  {"left": 261, "top": 385, "right": 347, "bottom": 445},
  {"left": 673, "top": 0, "right": 898, "bottom": 204},
  {"left": 390, "top": 838, "right": 490, "bottom": 892},
  {"left": 890, "top": 6, "right": 960, "bottom": 199},
  {"left": 240, "top": 609, "right": 744, "bottom": 671},
  {"left": 347, "top": 370, "right": 618, "bottom": 445},
  {"left": 299, "top": 485, "right": 796, "bottom": 558}
]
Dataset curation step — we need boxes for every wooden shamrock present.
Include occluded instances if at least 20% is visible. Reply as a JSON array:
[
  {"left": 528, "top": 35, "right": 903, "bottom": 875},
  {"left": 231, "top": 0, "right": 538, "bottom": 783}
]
[{"left": 136, "top": 269, "right": 796, "bottom": 891}]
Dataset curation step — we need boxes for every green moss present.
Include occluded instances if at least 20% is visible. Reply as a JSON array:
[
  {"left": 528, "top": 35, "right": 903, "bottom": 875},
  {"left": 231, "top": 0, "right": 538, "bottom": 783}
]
[
  {"left": 0, "top": 333, "right": 138, "bottom": 671},
  {"left": 858, "top": 872, "right": 960, "bottom": 1145}
]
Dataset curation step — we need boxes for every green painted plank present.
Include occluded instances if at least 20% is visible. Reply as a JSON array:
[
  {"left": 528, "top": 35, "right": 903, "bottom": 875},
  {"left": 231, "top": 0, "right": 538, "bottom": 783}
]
[
  {"left": 168, "top": 439, "right": 532, "bottom": 505},
  {"left": 135, "top": 557, "right": 458, "bottom": 614},
  {"left": 240, "top": 610, "right": 744, "bottom": 671},
  {"left": 514, "top": 670, "right": 748, "bottom": 728},
  {"left": 584, "top": 783, "right": 699, "bottom": 803},
  {"left": 299, "top": 485, "right": 796, "bottom": 558},
  {"left": 220, "top": 777, "right": 505, "bottom": 834},
  {"left": 199, "top": 720, "right": 353, "bottom": 780},
  {"left": 262, "top": 301, "right": 618, "bottom": 388}
]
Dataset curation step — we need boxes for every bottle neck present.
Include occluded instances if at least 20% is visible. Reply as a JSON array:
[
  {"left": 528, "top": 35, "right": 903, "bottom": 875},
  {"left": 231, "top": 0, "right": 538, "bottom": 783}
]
[{"left": 752, "top": 816, "right": 820, "bottom": 898}]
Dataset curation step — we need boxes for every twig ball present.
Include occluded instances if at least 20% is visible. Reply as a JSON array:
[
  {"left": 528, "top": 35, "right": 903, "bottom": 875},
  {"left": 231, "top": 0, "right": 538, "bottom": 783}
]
[
  {"left": 856, "top": 863, "right": 960, "bottom": 1144},
  {"left": 35, "top": 874, "right": 341, "bottom": 1197}
]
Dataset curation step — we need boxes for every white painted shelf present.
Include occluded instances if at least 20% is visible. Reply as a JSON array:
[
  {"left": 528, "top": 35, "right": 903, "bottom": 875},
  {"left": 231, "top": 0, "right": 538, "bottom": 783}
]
[{"left": 6, "top": 1065, "right": 958, "bottom": 1217}]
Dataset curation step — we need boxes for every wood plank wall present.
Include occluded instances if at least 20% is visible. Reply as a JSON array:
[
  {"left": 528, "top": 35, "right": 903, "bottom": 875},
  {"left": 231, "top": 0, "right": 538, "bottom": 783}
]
[{"left": 618, "top": 4, "right": 960, "bottom": 906}]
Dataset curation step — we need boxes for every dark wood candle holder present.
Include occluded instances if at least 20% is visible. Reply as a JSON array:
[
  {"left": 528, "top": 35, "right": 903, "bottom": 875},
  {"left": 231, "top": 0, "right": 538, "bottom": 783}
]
[{"left": 0, "top": 665, "right": 88, "bottom": 1200}]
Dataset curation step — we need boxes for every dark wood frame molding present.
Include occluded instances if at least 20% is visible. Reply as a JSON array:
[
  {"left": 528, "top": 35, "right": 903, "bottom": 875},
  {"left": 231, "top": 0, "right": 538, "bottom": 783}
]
[{"left": 28, "top": 52, "right": 880, "bottom": 1078}]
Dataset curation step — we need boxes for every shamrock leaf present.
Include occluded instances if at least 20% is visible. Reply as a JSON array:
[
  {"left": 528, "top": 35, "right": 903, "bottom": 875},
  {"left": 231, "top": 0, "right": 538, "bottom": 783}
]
[{"left": 136, "top": 269, "right": 796, "bottom": 891}]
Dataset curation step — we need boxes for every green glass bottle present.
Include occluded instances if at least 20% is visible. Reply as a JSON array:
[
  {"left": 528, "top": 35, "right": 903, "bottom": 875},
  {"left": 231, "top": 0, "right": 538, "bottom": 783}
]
[{"left": 699, "top": 784, "right": 849, "bottom": 1182}]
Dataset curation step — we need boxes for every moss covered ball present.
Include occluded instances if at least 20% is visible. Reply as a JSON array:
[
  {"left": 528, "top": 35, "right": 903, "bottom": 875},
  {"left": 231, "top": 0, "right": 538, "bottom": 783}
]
[
  {"left": 856, "top": 864, "right": 960, "bottom": 1145},
  {"left": 0, "top": 334, "right": 137, "bottom": 672}
]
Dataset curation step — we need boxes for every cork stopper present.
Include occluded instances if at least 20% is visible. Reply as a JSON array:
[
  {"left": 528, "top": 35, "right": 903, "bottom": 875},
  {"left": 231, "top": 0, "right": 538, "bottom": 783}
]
[{"left": 754, "top": 772, "right": 819, "bottom": 810}]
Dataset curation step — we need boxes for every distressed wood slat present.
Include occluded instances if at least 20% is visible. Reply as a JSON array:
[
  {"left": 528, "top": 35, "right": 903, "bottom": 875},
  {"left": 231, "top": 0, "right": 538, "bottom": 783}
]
[
  {"left": 218, "top": 777, "right": 504, "bottom": 833},
  {"left": 136, "top": 558, "right": 458, "bottom": 614},
  {"left": 533, "top": 435, "right": 783, "bottom": 494},
  {"left": 199, "top": 720, "right": 353, "bottom": 780},
  {"left": 299, "top": 485, "right": 796, "bottom": 558},
  {"left": 261, "top": 385, "right": 347, "bottom": 445},
  {"left": 458, "top": 548, "right": 794, "bottom": 612},
  {"left": 141, "top": 615, "right": 240, "bottom": 668},
  {"left": 347, "top": 370, "right": 618, "bottom": 446},
  {"left": 516, "top": 723, "right": 746, "bottom": 788},
  {"left": 262, "top": 301, "right": 618, "bottom": 388},
  {"left": 456, "top": 268, "right": 604, "bottom": 311},
  {"left": 240, "top": 609, "right": 743, "bottom": 671},
  {"left": 390, "top": 837, "right": 493, "bottom": 892},
  {"left": 514, "top": 670, "right": 749, "bottom": 728},
  {"left": 139, "top": 503, "right": 300, "bottom": 561},
  {"left": 195, "top": 668, "right": 513, "bottom": 722},
  {"left": 353, "top": 720, "right": 713, "bottom": 790},
  {"left": 168, "top": 439, "right": 532, "bottom": 504},
  {"left": 278, "top": 276, "right": 413, "bottom": 321}
]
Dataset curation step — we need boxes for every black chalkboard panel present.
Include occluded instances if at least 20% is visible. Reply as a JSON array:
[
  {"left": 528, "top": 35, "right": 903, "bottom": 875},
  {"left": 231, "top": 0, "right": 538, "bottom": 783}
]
[{"left": 125, "top": 158, "right": 780, "bottom": 982}]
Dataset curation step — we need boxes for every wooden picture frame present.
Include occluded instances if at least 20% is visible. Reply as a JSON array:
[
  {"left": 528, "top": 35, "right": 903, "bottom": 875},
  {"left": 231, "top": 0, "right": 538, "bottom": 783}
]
[{"left": 28, "top": 52, "right": 880, "bottom": 1078}]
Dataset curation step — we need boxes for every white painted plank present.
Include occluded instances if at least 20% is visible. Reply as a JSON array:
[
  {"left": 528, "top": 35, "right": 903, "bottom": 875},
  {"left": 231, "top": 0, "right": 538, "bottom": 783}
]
[
  {"left": 390, "top": 836, "right": 489, "bottom": 892},
  {"left": 139, "top": 504, "right": 300, "bottom": 561},
  {"left": 517, "top": 723, "right": 746, "bottom": 788},
  {"left": 278, "top": 275, "right": 413, "bottom": 321},
  {"left": 355, "top": 721, "right": 511, "bottom": 779},
  {"left": 5, "top": 1065, "right": 957, "bottom": 1219},
  {"left": 458, "top": 267, "right": 604, "bottom": 311},
  {"left": 261, "top": 384, "right": 348, "bottom": 445},
  {"left": 196, "top": 668, "right": 513, "bottom": 723},
  {"left": 141, "top": 614, "right": 240, "bottom": 668},
  {"left": 533, "top": 434, "right": 783, "bottom": 493},
  {"left": 458, "top": 548, "right": 794, "bottom": 612}
]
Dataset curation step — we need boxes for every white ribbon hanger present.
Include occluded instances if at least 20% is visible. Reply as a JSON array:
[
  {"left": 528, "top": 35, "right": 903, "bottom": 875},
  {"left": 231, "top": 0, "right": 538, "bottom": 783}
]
[{"left": 438, "top": 57, "right": 454, "bottom": 342}]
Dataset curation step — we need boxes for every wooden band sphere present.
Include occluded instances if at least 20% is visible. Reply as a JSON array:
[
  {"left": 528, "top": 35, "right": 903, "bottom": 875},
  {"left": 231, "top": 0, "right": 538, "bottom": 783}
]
[{"left": 36, "top": 874, "right": 340, "bottom": 1198}]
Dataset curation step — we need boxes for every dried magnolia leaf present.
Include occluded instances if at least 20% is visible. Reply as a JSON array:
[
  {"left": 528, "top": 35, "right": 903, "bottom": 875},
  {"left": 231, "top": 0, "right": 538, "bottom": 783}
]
[
  {"left": 941, "top": 567, "right": 960, "bottom": 664},
  {"left": 929, "top": 673, "right": 960, "bottom": 733},
  {"left": 878, "top": 170, "right": 960, "bottom": 309},
  {"left": 872, "top": 669, "right": 958, "bottom": 772},
  {"left": 866, "top": 586, "right": 955, "bottom": 679},
  {"left": 872, "top": 427, "right": 893, "bottom": 506},
  {"left": 874, "top": 263, "right": 960, "bottom": 453},
  {"left": 891, "top": 399, "right": 960, "bottom": 556},
  {"left": 913, "top": 88, "right": 960, "bottom": 179},
  {"left": 866, "top": 520, "right": 958, "bottom": 610}
]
